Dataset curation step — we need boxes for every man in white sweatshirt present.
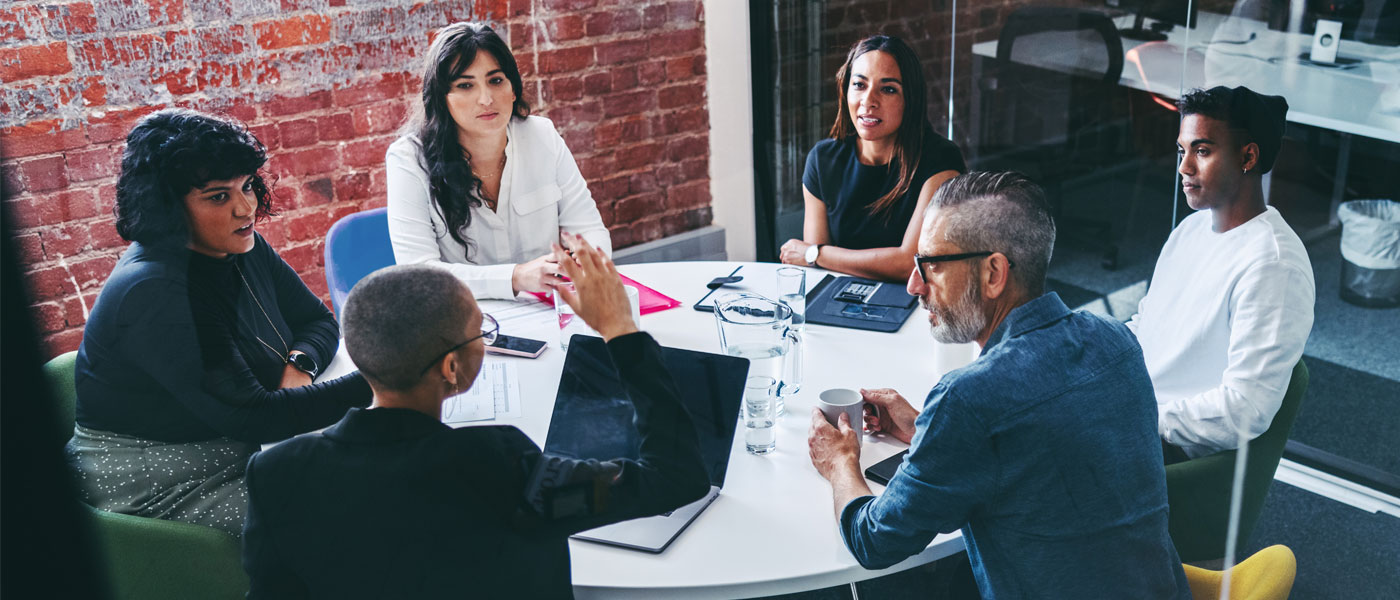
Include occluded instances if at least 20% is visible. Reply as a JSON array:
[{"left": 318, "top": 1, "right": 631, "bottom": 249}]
[{"left": 1128, "top": 86, "right": 1315, "bottom": 462}]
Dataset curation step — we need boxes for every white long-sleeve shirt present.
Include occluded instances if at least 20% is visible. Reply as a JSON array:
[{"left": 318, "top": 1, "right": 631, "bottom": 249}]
[
  {"left": 385, "top": 116, "right": 612, "bottom": 300},
  {"left": 1127, "top": 206, "right": 1315, "bottom": 459}
]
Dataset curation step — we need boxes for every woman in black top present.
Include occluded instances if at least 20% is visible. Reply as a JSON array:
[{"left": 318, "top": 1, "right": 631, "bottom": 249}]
[
  {"left": 65, "top": 109, "right": 371, "bottom": 537},
  {"left": 780, "top": 35, "right": 966, "bottom": 282}
]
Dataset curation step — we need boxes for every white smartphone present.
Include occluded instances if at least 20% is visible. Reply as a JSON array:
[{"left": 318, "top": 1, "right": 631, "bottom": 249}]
[{"left": 485, "top": 334, "right": 548, "bottom": 358}]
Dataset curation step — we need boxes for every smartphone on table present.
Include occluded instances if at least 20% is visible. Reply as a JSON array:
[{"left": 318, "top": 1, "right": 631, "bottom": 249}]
[
  {"left": 485, "top": 334, "right": 548, "bottom": 358},
  {"left": 864, "top": 450, "right": 908, "bottom": 485}
]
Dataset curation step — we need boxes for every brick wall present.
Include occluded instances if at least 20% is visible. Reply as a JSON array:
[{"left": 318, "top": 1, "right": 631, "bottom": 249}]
[{"left": 1, "top": 0, "right": 711, "bottom": 359}]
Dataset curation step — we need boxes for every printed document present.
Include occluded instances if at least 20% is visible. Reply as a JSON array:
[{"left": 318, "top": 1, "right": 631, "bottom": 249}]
[{"left": 442, "top": 361, "right": 522, "bottom": 424}]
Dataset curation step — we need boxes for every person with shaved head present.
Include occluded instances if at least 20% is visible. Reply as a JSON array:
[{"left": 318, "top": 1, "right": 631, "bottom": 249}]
[{"left": 241, "top": 237, "right": 708, "bottom": 598}]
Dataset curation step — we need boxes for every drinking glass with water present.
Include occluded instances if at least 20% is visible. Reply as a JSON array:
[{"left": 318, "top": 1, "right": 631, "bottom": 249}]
[
  {"left": 744, "top": 376, "right": 777, "bottom": 455},
  {"left": 713, "top": 293, "right": 802, "bottom": 416},
  {"left": 776, "top": 267, "right": 806, "bottom": 331},
  {"left": 554, "top": 282, "right": 596, "bottom": 351},
  {"left": 775, "top": 267, "right": 806, "bottom": 401}
]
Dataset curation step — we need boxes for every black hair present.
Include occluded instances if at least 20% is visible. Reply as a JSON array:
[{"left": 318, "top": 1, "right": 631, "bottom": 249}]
[
  {"left": 829, "top": 35, "right": 932, "bottom": 219},
  {"left": 1176, "top": 86, "right": 1289, "bottom": 174},
  {"left": 413, "top": 22, "right": 531, "bottom": 252},
  {"left": 113, "top": 108, "right": 275, "bottom": 246},
  {"left": 343, "top": 264, "right": 478, "bottom": 390},
  {"left": 1177, "top": 87, "right": 1250, "bottom": 144}
]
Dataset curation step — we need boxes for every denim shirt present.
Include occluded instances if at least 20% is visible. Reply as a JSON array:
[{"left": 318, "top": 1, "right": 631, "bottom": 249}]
[{"left": 839, "top": 293, "right": 1189, "bottom": 599}]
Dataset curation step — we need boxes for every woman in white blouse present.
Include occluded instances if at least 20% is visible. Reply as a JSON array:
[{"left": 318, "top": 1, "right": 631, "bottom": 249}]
[{"left": 387, "top": 22, "right": 611, "bottom": 300}]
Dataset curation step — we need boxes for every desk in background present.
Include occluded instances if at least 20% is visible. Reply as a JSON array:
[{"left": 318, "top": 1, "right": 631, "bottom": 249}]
[{"left": 971, "top": 10, "right": 1400, "bottom": 227}]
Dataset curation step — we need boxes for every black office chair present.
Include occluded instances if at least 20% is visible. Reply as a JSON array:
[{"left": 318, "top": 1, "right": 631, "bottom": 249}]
[{"left": 976, "top": 7, "right": 1136, "bottom": 269}]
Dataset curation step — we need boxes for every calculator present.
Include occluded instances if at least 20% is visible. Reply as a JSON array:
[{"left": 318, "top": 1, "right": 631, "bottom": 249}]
[{"left": 834, "top": 281, "right": 879, "bottom": 303}]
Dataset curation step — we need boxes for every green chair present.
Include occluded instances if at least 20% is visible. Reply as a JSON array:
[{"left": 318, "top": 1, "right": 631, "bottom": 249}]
[
  {"left": 45, "top": 349, "right": 79, "bottom": 449},
  {"left": 45, "top": 351, "right": 250, "bottom": 600},
  {"left": 1165, "top": 359, "right": 1309, "bottom": 563}
]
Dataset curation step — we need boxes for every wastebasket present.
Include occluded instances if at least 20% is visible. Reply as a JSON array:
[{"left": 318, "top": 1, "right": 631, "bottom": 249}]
[{"left": 1338, "top": 199, "right": 1400, "bottom": 308}]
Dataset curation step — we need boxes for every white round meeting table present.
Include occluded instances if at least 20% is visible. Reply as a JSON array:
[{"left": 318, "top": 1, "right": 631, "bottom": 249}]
[{"left": 320, "top": 261, "right": 979, "bottom": 599}]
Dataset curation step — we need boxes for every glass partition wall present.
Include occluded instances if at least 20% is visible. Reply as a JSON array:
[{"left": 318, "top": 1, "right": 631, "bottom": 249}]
[{"left": 753, "top": 0, "right": 1398, "bottom": 596}]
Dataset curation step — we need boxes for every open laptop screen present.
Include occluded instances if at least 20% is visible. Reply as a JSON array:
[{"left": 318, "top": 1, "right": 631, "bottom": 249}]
[{"left": 543, "top": 335, "right": 747, "bottom": 487}]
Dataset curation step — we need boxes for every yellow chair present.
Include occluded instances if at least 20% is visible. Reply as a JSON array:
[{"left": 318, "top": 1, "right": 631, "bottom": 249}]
[{"left": 1182, "top": 545, "right": 1296, "bottom": 600}]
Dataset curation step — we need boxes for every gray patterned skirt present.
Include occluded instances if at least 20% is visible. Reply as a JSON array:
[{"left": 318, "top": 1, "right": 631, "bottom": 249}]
[{"left": 65, "top": 425, "right": 258, "bottom": 538}]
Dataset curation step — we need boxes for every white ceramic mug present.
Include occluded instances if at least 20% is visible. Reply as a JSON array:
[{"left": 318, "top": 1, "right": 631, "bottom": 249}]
[{"left": 818, "top": 388, "right": 864, "bottom": 446}]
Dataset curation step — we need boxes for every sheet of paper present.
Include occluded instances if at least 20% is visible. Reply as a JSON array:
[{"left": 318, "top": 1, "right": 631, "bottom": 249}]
[
  {"left": 480, "top": 297, "right": 554, "bottom": 327},
  {"left": 442, "top": 361, "right": 522, "bottom": 424}
]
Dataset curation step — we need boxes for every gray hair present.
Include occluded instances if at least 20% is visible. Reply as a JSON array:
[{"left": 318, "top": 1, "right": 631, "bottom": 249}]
[
  {"left": 342, "top": 264, "right": 478, "bottom": 390},
  {"left": 926, "top": 171, "right": 1055, "bottom": 296}
]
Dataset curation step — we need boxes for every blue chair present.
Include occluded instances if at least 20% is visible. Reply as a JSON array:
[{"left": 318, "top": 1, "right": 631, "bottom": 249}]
[{"left": 324, "top": 207, "right": 395, "bottom": 317}]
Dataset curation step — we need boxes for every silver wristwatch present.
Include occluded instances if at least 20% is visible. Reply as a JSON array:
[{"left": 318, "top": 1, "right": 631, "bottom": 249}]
[{"left": 804, "top": 244, "right": 822, "bottom": 266}]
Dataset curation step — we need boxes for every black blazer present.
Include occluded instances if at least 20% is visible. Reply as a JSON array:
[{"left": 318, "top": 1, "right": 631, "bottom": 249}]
[{"left": 241, "top": 332, "right": 710, "bottom": 599}]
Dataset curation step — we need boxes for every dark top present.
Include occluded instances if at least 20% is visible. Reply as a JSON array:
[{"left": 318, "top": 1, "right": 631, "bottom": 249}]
[
  {"left": 839, "top": 293, "right": 1189, "bottom": 599},
  {"left": 241, "top": 332, "right": 709, "bottom": 599},
  {"left": 802, "top": 133, "right": 965, "bottom": 250},
  {"left": 74, "top": 235, "right": 370, "bottom": 444}
]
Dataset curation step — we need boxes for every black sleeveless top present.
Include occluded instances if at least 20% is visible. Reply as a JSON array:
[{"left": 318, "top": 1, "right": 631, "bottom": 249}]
[{"left": 802, "top": 133, "right": 965, "bottom": 250}]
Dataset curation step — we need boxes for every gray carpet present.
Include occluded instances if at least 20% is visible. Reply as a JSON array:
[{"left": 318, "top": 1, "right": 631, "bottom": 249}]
[
  {"left": 1244, "top": 482, "right": 1400, "bottom": 600},
  {"left": 1289, "top": 356, "right": 1400, "bottom": 475}
]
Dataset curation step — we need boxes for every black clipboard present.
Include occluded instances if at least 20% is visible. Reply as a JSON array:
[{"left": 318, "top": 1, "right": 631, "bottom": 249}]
[{"left": 804, "top": 275, "right": 918, "bottom": 333}]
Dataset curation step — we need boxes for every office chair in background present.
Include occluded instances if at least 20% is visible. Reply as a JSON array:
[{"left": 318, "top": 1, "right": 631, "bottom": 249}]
[
  {"left": 977, "top": 6, "right": 1139, "bottom": 269},
  {"left": 324, "top": 207, "right": 395, "bottom": 318},
  {"left": 1166, "top": 359, "right": 1310, "bottom": 563}
]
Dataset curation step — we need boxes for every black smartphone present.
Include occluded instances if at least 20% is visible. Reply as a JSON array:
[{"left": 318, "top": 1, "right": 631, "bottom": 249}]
[
  {"left": 485, "top": 334, "right": 548, "bottom": 358},
  {"left": 864, "top": 450, "right": 908, "bottom": 485}
]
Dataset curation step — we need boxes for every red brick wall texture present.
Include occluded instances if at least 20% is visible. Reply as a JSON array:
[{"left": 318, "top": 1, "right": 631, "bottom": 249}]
[{"left": 0, "top": 0, "right": 711, "bottom": 359}]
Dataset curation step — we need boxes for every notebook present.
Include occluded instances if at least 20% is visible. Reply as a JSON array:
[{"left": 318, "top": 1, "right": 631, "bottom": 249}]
[{"left": 529, "top": 274, "right": 681, "bottom": 316}]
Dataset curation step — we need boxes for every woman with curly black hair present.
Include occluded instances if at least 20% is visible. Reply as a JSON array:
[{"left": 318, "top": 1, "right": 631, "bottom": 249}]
[
  {"left": 65, "top": 109, "right": 371, "bottom": 537},
  {"left": 386, "top": 22, "right": 611, "bottom": 300}
]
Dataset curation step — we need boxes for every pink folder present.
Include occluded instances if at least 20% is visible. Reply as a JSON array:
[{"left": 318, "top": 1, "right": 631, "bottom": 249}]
[{"left": 528, "top": 274, "right": 682, "bottom": 315}]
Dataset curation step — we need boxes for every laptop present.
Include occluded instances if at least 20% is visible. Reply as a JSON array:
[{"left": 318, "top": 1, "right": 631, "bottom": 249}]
[{"left": 543, "top": 334, "right": 748, "bottom": 553}]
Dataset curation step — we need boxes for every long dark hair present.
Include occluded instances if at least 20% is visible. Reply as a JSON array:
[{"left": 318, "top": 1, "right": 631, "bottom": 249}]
[
  {"left": 413, "top": 22, "right": 530, "bottom": 250},
  {"left": 114, "top": 108, "right": 275, "bottom": 247},
  {"left": 829, "top": 35, "right": 930, "bottom": 219}
]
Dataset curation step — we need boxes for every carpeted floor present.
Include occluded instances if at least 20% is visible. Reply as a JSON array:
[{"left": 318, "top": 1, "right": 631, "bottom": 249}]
[
  {"left": 1244, "top": 482, "right": 1400, "bottom": 600},
  {"left": 1288, "top": 356, "right": 1400, "bottom": 476}
]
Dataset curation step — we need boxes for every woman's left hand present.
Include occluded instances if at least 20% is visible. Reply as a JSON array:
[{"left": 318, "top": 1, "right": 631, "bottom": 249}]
[
  {"left": 279, "top": 363, "right": 314, "bottom": 389},
  {"left": 511, "top": 253, "right": 563, "bottom": 295},
  {"left": 779, "top": 239, "right": 812, "bottom": 265}
]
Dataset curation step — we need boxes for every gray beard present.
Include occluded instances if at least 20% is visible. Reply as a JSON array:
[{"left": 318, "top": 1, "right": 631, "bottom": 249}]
[{"left": 926, "top": 278, "right": 987, "bottom": 345}]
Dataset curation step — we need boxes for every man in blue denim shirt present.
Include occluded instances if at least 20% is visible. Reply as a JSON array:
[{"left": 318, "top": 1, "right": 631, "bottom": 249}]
[{"left": 808, "top": 172, "right": 1189, "bottom": 599}]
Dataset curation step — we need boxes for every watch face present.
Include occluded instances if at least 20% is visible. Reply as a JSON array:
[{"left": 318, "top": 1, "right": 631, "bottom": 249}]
[{"left": 290, "top": 353, "right": 316, "bottom": 374}]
